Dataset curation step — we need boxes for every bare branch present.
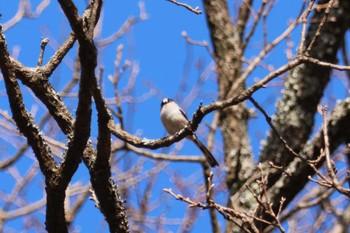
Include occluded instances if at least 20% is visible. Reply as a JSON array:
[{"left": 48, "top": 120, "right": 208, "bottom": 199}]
[
  {"left": 37, "top": 38, "right": 49, "bottom": 67},
  {"left": 166, "top": 0, "right": 202, "bottom": 15}
]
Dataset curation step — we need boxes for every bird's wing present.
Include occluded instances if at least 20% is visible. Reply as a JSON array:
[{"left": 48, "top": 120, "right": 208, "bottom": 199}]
[{"left": 179, "top": 108, "right": 189, "bottom": 121}]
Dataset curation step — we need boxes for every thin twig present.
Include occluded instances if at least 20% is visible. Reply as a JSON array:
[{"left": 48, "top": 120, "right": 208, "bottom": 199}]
[
  {"left": 321, "top": 106, "right": 337, "bottom": 180},
  {"left": 300, "top": 55, "right": 350, "bottom": 71},
  {"left": 166, "top": 0, "right": 202, "bottom": 15},
  {"left": 242, "top": 0, "right": 267, "bottom": 50},
  {"left": 127, "top": 144, "right": 204, "bottom": 163},
  {"left": 181, "top": 31, "right": 215, "bottom": 60},
  {"left": 249, "top": 96, "right": 304, "bottom": 161},
  {"left": 37, "top": 38, "right": 49, "bottom": 66},
  {"left": 298, "top": 0, "right": 316, "bottom": 54},
  {"left": 305, "top": 0, "right": 335, "bottom": 54}
]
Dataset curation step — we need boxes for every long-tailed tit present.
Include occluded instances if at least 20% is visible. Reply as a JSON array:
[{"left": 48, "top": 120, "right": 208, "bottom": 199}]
[{"left": 160, "top": 98, "right": 219, "bottom": 167}]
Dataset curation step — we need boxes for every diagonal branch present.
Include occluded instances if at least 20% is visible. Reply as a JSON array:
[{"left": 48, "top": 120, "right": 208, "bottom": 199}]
[
  {"left": 166, "top": 0, "right": 202, "bottom": 14},
  {"left": 268, "top": 97, "right": 350, "bottom": 217},
  {"left": 0, "top": 27, "right": 55, "bottom": 178},
  {"left": 109, "top": 59, "right": 302, "bottom": 149}
]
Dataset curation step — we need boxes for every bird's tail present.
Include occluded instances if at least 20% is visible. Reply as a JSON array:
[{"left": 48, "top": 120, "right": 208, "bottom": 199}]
[{"left": 191, "top": 135, "right": 219, "bottom": 167}]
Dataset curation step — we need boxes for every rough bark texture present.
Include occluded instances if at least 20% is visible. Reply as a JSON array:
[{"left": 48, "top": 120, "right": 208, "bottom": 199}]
[
  {"left": 202, "top": 0, "right": 254, "bottom": 190},
  {"left": 257, "top": 0, "right": 350, "bottom": 230},
  {"left": 202, "top": 0, "right": 254, "bottom": 232},
  {"left": 269, "top": 97, "right": 350, "bottom": 220},
  {"left": 260, "top": 0, "right": 350, "bottom": 184},
  {"left": 0, "top": 1, "right": 130, "bottom": 232},
  {"left": 202, "top": 0, "right": 350, "bottom": 232},
  {"left": 2, "top": 0, "right": 350, "bottom": 232}
]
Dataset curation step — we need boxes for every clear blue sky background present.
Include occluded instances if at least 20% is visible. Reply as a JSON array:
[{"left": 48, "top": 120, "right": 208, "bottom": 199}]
[{"left": 1, "top": 0, "right": 348, "bottom": 232}]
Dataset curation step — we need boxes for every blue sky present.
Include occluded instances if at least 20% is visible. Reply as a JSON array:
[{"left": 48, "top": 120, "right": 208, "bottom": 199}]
[{"left": 1, "top": 0, "right": 348, "bottom": 232}]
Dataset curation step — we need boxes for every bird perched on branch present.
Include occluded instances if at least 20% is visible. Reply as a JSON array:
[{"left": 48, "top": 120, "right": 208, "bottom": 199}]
[{"left": 160, "top": 98, "right": 219, "bottom": 167}]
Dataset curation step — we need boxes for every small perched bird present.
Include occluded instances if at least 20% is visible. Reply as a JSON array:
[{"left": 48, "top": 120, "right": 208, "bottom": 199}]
[{"left": 160, "top": 98, "right": 219, "bottom": 167}]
